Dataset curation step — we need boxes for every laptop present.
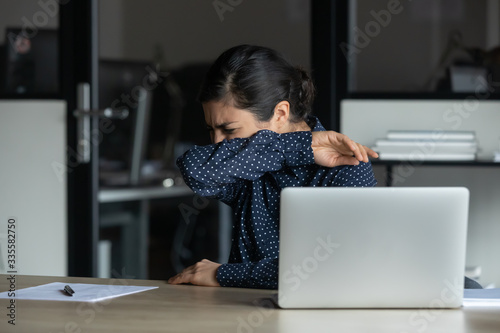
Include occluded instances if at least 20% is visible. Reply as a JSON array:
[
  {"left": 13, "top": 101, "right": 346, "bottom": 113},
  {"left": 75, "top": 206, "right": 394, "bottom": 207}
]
[{"left": 278, "top": 187, "right": 469, "bottom": 308}]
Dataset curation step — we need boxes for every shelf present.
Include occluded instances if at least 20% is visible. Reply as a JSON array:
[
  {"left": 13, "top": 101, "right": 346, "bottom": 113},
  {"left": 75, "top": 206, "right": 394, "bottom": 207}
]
[
  {"left": 372, "top": 159, "right": 500, "bottom": 186},
  {"left": 98, "top": 185, "right": 193, "bottom": 203},
  {"left": 371, "top": 160, "right": 500, "bottom": 167},
  {"left": 345, "top": 92, "right": 500, "bottom": 100}
]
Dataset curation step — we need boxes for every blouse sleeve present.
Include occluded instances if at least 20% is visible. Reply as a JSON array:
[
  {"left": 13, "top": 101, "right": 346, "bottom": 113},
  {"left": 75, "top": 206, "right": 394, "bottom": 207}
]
[
  {"left": 176, "top": 130, "right": 315, "bottom": 203},
  {"left": 216, "top": 258, "right": 278, "bottom": 289},
  {"left": 333, "top": 161, "right": 378, "bottom": 187}
]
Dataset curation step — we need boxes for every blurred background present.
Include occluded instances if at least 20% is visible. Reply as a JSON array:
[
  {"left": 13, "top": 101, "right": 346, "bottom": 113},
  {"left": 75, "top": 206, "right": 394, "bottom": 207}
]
[{"left": 0, "top": 0, "right": 499, "bottom": 288}]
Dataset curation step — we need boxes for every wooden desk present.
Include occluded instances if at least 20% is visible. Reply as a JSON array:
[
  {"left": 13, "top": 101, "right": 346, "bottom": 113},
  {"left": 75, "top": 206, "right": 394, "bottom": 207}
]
[{"left": 1, "top": 275, "right": 499, "bottom": 333}]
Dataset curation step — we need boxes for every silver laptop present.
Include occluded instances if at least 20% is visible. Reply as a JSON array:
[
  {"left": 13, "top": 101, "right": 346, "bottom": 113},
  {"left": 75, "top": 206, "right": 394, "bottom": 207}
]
[{"left": 278, "top": 187, "right": 469, "bottom": 308}]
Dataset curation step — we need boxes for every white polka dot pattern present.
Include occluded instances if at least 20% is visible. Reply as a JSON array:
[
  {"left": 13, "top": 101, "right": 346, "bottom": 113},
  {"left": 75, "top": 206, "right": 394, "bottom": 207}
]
[{"left": 176, "top": 117, "right": 377, "bottom": 289}]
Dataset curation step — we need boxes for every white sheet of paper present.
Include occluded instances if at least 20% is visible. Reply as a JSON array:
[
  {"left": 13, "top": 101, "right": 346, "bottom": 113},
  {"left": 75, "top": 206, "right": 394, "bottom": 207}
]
[
  {"left": 463, "top": 288, "right": 500, "bottom": 307},
  {"left": 0, "top": 282, "right": 158, "bottom": 302}
]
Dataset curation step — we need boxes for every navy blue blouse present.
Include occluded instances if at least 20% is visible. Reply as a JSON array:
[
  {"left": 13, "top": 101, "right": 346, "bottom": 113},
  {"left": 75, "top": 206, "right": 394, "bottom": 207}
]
[{"left": 177, "top": 118, "right": 377, "bottom": 289}]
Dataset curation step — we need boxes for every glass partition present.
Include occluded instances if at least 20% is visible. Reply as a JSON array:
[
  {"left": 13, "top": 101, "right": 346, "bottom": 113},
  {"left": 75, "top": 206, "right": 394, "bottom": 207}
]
[
  {"left": 0, "top": 1, "right": 59, "bottom": 97},
  {"left": 347, "top": 0, "right": 500, "bottom": 94}
]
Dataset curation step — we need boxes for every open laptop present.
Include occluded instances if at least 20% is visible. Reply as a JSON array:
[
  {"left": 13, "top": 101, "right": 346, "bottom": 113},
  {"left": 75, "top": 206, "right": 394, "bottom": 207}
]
[{"left": 278, "top": 187, "right": 469, "bottom": 308}]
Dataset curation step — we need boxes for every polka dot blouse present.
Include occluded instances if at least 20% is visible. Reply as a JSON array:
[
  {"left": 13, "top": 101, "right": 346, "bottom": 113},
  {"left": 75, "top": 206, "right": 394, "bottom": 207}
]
[{"left": 176, "top": 117, "right": 377, "bottom": 289}]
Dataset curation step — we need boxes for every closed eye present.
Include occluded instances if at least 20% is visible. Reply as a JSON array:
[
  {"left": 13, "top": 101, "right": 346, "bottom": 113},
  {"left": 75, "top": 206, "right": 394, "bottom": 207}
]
[{"left": 223, "top": 128, "right": 236, "bottom": 134}]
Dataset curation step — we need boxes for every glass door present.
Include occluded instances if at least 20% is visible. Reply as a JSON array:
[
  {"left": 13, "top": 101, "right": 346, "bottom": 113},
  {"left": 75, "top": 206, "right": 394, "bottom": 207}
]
[
  {"left": 60, "top": 0, "right": 100, "bottom": 277},
  {"left": 0, "top": 0, "right": 100, "bottom": 277}
]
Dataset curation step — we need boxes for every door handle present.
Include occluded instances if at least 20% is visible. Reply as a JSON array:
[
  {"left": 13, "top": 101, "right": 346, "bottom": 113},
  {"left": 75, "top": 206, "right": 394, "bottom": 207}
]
[{"left": 74, "top": 83, "right": 129, "bottom": 164}]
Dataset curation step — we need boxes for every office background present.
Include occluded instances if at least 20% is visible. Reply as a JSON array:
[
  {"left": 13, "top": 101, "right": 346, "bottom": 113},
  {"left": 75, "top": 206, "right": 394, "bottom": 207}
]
[{"left": 0, "top": 0, "right": 499, "bottom": 288}]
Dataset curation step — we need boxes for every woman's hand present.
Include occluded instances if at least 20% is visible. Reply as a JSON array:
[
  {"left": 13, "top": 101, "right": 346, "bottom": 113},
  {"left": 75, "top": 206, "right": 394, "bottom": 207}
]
[
  {"left": 311, "top": 131, "right": 378, "bottom": 168},
  {"left": 168, "top": 259, "right": 221, "bottom": 287}
]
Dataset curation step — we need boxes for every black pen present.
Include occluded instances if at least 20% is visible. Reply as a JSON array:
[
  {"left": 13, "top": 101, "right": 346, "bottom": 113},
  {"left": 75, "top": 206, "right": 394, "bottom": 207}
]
[{"left": 63, "top": 285, "right": 75, "bottom": 296}]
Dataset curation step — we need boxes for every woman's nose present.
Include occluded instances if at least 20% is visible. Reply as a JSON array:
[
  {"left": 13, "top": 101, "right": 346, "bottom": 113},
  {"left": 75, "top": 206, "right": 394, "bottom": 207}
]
[{"left": 213, "top": 132, "right": 225, "bottom": 144}]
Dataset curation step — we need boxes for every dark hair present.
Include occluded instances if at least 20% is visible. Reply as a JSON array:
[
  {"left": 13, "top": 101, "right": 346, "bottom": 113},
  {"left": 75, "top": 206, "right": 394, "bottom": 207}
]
[{"left": 198, "top": 45, "right": 315, "bottom": 124}]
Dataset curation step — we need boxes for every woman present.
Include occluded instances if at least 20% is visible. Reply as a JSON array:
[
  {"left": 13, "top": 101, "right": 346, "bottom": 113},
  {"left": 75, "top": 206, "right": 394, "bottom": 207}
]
[{"left": 168, "top": 45, "right": 378, "bottom": 289}]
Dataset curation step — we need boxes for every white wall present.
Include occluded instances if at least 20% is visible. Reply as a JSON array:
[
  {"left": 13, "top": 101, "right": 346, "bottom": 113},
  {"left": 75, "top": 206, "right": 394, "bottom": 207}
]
[
  {"left": 341, "top": 100, "right": 500, "bottom": 160},
  {"left": 342, "top": 100, "right": 500, "bottom": 287},
  {"left": 0, "top": 101, "right": 67, "bottom": 276},
  {"left": 99, "top": 0, "right": 311, "bottom": 69}
]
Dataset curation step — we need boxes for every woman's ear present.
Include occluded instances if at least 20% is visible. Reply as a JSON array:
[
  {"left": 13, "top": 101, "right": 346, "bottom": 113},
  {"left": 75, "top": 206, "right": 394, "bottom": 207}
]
[{"left": 271, "top": 101, "right": 291, "bottom": 132}]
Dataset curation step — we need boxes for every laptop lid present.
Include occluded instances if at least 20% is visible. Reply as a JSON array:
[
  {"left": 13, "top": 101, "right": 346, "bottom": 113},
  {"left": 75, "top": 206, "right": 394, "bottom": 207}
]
[{"left": 278, "top": 187, "right": 469, "bottom": 308}]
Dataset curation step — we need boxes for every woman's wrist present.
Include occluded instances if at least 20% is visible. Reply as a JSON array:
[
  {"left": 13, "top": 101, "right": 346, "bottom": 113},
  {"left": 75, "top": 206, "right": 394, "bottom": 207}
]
[{"left": 311, "top": 131, "right": 378, "bottom": 168}]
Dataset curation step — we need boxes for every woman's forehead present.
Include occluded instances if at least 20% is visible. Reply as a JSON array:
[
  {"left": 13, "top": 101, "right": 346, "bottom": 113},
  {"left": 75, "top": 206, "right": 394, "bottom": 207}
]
[{"left": 203, "top": 101, "right": 254, "bottom": 125}]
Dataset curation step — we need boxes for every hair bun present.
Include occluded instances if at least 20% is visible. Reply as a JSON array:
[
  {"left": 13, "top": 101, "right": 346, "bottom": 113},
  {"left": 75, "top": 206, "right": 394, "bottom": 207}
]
[
  {"left": 294, "top": 66, "right": 315, "bottom": 118},
  {"left": 198, "top": 45, "right": 315, "bottom": 124}
]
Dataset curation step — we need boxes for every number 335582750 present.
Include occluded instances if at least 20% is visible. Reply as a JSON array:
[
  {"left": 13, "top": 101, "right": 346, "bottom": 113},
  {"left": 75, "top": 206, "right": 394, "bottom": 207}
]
[{"left": 7, "top": 219, "right": 16, "bottom": 261}]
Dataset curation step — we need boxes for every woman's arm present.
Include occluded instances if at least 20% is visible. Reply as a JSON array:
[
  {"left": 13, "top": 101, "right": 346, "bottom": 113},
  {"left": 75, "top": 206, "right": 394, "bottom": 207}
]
[
  {"left": 216, "top": 259, "right": 278, "bottom": 289},
  {"left": 177, "top": 129, "right": 378, "bottom": 202},
  {"left": 177, "top": 130, "right": 314, "bottom": 202},
  {"left": 168, "top": 162, "right": 378, "bottom": 289},
  {"left": 168, "top": 258, "right": 279, "bottom": 289}
]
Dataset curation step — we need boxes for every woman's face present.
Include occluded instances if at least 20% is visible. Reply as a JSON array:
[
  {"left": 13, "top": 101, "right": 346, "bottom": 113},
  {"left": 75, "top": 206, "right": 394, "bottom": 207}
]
[{"left": 203, "top": 100, "right": 276, "bottom": 143}]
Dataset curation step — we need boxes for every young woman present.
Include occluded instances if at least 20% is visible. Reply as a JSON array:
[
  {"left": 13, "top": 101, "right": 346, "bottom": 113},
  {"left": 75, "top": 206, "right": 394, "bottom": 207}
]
[{"left": 168, "top": 45, "right": 378, "bottom": 289}]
